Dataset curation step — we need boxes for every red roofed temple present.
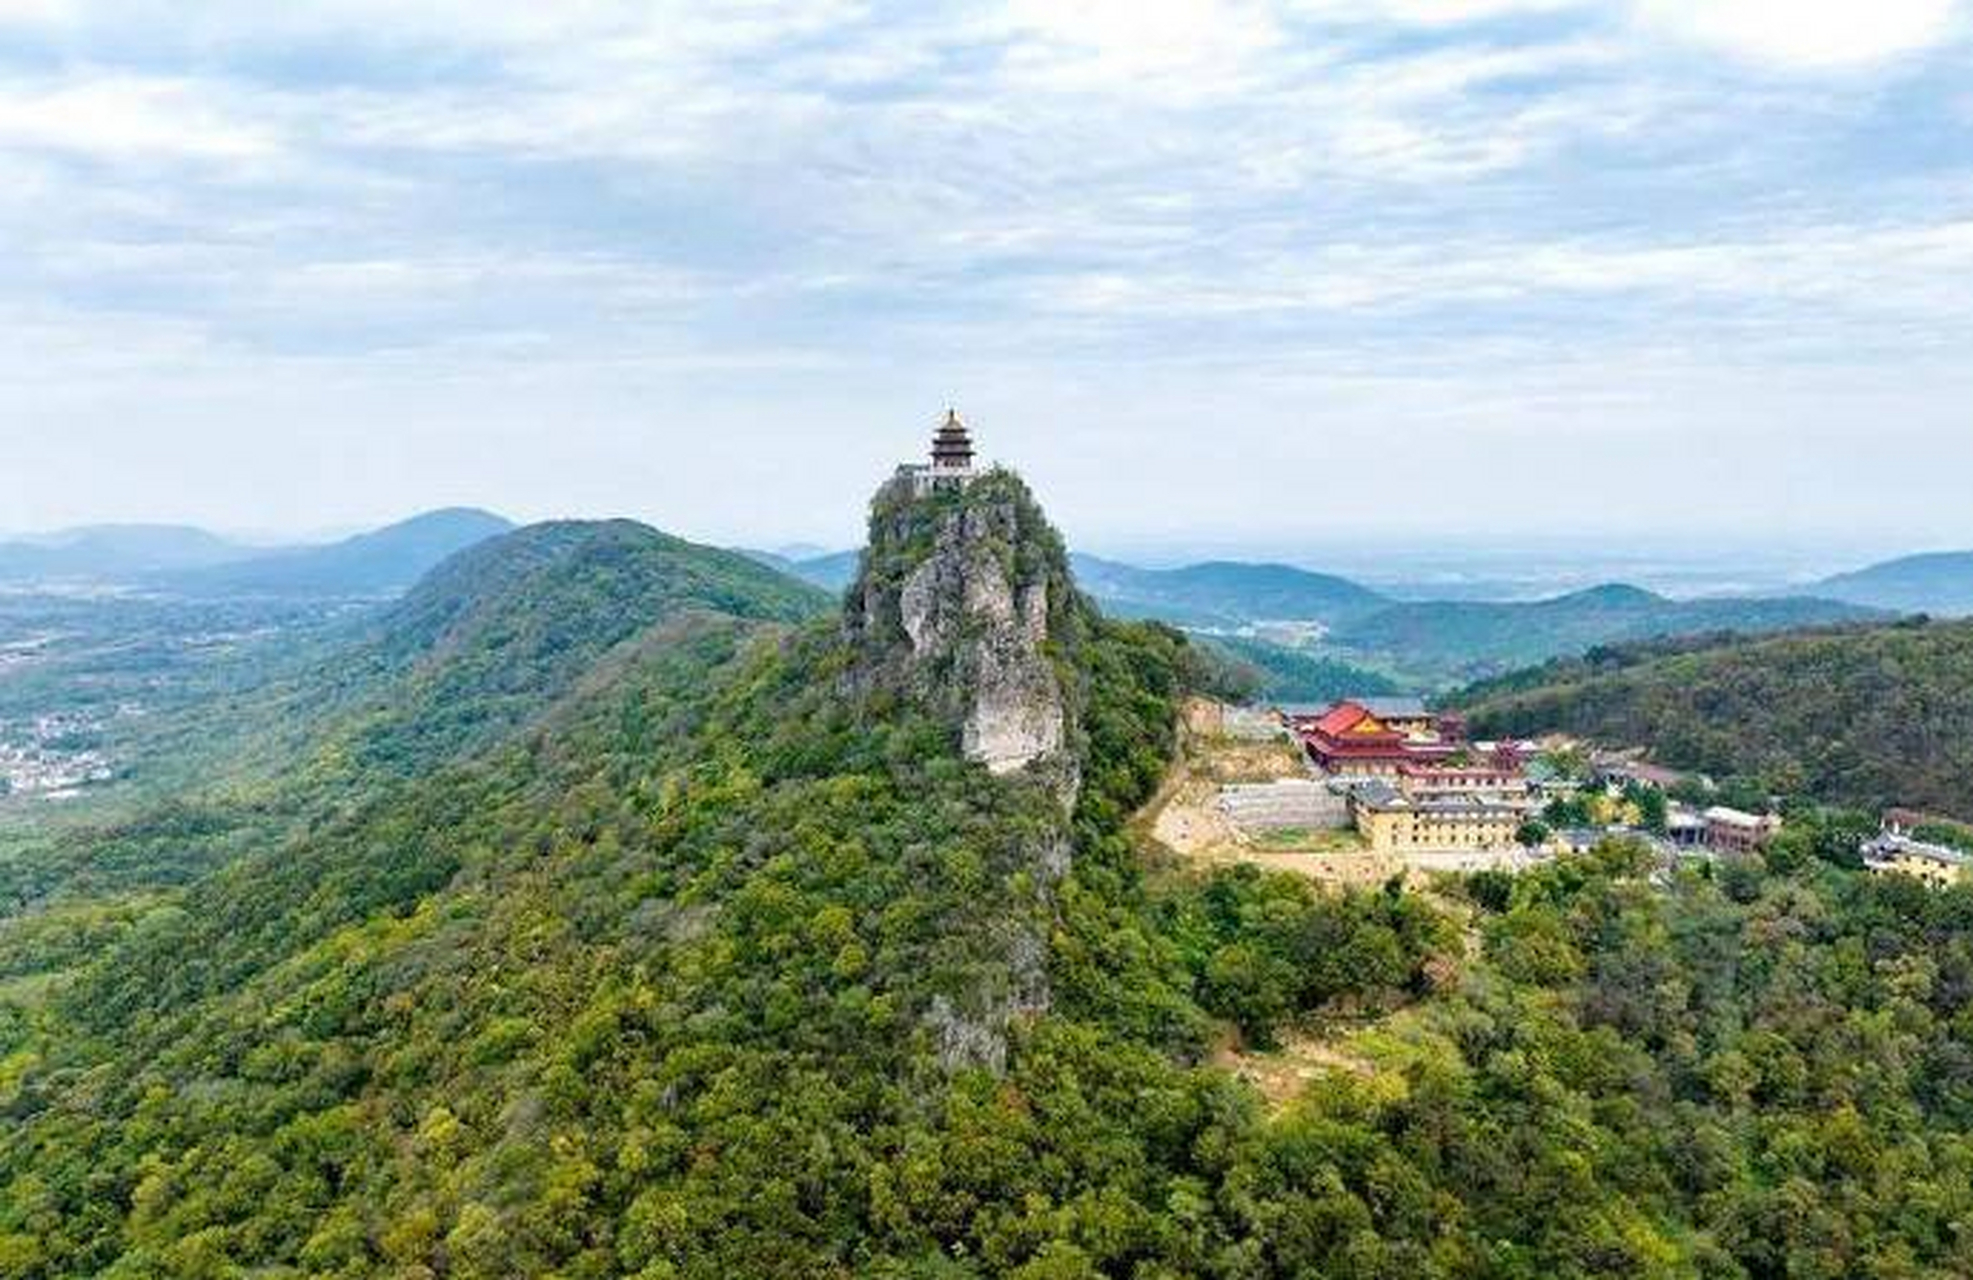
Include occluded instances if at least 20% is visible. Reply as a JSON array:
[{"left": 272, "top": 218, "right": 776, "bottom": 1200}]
[{"left": 1287, "top": 697, "right": 1459, "bottom": 776}]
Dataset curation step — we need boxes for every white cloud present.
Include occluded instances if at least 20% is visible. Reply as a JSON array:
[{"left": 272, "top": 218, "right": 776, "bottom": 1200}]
[
  {"left": 1291, "top": 0, "right": 1586, "bottom": 27},
  {"left": 1, "top": 0, "right": 1970, "bottom": 543},
  {"left": 1634, "top": 0, "right": 1963, "bottom": 68},
  {"left": 999, "top": 0, "right": 1283, "bottom": 94},
  {"left": 0, "top": 75, "right": 276, "bottom": 161}
]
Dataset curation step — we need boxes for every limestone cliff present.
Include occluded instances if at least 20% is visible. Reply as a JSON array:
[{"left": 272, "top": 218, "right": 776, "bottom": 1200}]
[{"left": 845, "top": 467, "right": 1081, "bottom": 801}]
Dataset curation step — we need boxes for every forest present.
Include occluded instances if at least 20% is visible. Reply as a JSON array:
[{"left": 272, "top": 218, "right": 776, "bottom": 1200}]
[
  {"left": 5, "top": 503, "right": 1973, "bottom": 1278},
  {"left": 1457, "top": 617, "right": 1973, "bottom": 820}
]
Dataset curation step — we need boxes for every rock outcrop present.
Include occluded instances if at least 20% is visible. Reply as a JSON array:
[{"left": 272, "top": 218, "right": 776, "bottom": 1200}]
[
  {"left": 845, "top": 463, "right": 1096, "bottom": 1075},
  {"left": 847, "top": 467, "right": 1079, "bottom": 796}
]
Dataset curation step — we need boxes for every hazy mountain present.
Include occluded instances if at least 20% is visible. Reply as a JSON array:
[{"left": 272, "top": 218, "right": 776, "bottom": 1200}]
[
  {"left": 1813, "top": 550, "right": 1973, "bottom": 616},
  {"left": 1331, "top": 582, "right": 1883, "bottom": 680},
  {"left": 788, "top": 548, "right": 862, "bottom": 592},
  {"left": 1068, "top": 554, "right": 1389, "bottom": 629},
  {"left": 0, "top": 523, "right": 252, "bottom": 580},
  {"left": 158, "top": 507, "right": 516, "bottom": 598}
]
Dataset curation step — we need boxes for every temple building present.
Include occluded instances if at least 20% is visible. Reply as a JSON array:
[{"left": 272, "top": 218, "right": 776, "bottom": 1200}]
[
  {"left": 1289, "top": 698, "right": 1459, "bottom": 776},
  {"left": 1349, "top": 768, "right": 1534, "bottom": 854},
  {"left": 897, "top": 408, "right": 982, "bottom": 496}
]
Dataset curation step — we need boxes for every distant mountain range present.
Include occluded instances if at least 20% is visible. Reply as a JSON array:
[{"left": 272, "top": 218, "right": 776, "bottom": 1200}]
[
  {"left": 0, "top": 508, "right": 515, "bottom": 598},
  {"left": 1811, "top": 550, "right": 1973, "bottom": 616},
  {"left": 11, "top": 519, "right": 1948, "bottom": 689},
  {"left": 0, "top": 523, "right": 250, "bottom": 579},
  {"left": 1325, "top": 582, "right": 1882, "bottom": 681},
  {"left": 158, "top": 508, "right": 514, "bottom": 598},
  {"left": 765, "top": 546, "right": 1883, "bottom": 687},
  {"left": 1067, "top": 554, "right": 1390, "bottom": 629}
]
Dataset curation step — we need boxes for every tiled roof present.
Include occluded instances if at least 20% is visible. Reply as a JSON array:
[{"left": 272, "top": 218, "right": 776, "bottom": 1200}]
[{"left": 1312, "top": 701, "right": 1370, "bottom": 736}]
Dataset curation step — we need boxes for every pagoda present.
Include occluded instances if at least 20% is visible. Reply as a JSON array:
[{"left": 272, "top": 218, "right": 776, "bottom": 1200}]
[{"left": 899, "top": 408, "right": 982, "bottom": 496}]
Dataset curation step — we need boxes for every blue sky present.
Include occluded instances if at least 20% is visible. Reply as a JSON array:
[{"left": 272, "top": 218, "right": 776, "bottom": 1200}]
[{"left": 2, "top": 0, "right": 1971, "bottom": 562}]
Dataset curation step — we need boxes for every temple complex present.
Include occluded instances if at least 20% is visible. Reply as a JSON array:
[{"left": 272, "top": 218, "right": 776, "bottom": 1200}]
[{"left": 897, "top": 408, "right": 982, "bottom": 496}]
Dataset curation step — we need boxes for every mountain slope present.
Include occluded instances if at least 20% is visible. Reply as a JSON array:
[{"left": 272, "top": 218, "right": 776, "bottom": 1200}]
[
  {"left": 1815, "top": 550, "right": 1973, "bottom": 616},
  {"left": 158, "top": 508, "right": 516, "bottom": 598},
  {"left": 788, "top": 548, "right": 860, "bottom": 592},
  {"left": 1456, "top": 616, "right": 1973, "bottom": 817},
  {"left": 0, "top": 520, "right": 831, "bottom": 909},
  {"left": 0, "top": 469, "right": 1222, "bottom": 1276},
  {"left": 13, "top": 476, "right": 1973, "bottom": 1278},
  {"left": 1332, "top": 582, "right": 1882, "bottom": 679},
  {"left": 1197, "top": 634, "right": 1400, "bottom": 704}
]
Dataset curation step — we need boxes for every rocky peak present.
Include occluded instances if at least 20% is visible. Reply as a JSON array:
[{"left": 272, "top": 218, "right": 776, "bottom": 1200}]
[{"left": 846, "top": 467, "right": 1079, "bottom": 796}]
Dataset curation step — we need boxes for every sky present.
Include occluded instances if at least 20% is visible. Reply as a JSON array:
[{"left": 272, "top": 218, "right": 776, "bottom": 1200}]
[{"left": 2, "top": 0, "right": 1972, "bottom": 564}]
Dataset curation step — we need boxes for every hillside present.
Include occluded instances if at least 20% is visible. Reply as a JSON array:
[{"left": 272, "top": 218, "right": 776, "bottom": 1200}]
[
  {"left": 0, "top": 469, "right": 1225, "bottom": 1276},
  {"left": 786, "top": 548, "right": 860, "bottom": 592},
  {"left": 158, "top": 508, "right": 515, "bottom": 598},
  {"left": 1198, "top": 633, "right": 1400, "bottom": 705},
  {"left": 1331, "top": 582, "right": 1881, "bottom": 680},
  {"left": 1815, "top": 549, "right": 1973, "bottom": 616},
  {"left": 0, "top": 520, "right": 830, "bottom": 908},
  {"left": 11, "top": 476, "right": 1973, "bottom": 1276},
  {"left": 1457, "top": 617, "right": 1973, "bottom": 818}
]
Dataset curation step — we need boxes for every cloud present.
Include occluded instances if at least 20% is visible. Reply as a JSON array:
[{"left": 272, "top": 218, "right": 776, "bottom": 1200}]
[
  {"left": 0, "top": 0, "right": 1970, "bottom": 541},
  {"left": 997, "top": 0, "right": 1285, "bottom": 96},
  {"left": 0, "top": 75, "right": 277, "bottom": 161},
  {"left": 1634, "top": 0, "right": 1963, "bottom": 69}
]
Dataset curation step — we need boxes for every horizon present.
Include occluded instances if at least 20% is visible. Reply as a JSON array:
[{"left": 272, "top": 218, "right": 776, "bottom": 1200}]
[
  {"left": 5, "top": 1, "right": 1973, "bottom": 551},
  {"left": 0, "top": 496, "right": 1956, "bottom": 597}
]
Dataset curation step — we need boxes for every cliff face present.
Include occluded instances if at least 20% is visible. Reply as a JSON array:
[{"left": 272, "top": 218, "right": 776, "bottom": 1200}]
[
  {"left": 843, "top": 466, "right": 1095, "bottom": 1070},
  {"left": 846, "top": 468, "right": 1081, "bottom": 798}
]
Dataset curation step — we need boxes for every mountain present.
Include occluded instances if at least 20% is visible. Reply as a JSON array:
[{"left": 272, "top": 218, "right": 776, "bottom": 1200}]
[
  {"left": 788, "top": 547, "right": 861, "bottom": 592},
  {"left": 1330, "top": 581, "right": 1883, "bottom": 681},
  {"left": 1456, "top": 616, "right": 1973, "bottom": 818},
  {"left": 0, "top": 523, "right": 251, "bottom": 580},
  {"left": 1070, "top": 553, "right": 1389, "bottom": 629},
  {"left": 1196, "top": 634, "right": 1400, "bottom": 705},
  {"left": 339, "top": 518, "right": 829, "bottom": 773},
  {"left": 10, "top": 470, "right": 1973, "bottom": 1277},
  {"left": 1814, "top": 550, "right": 1973, "bottom": 616},
  {"left": 0, "top": 467, "right": 1233, "bottom": 1276},
  {"left": 159, "top": 507, "right": 516, "bottom": 598},
  {"left": 0, "top": 520, "right": 831, "bottom": 908}
]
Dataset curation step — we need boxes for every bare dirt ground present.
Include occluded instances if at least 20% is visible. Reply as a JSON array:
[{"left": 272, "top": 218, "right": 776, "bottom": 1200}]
[
  {"left": 1137, "top": 698, "right": 1408, "bottom": 888},
  {"left": 1210, "top": 1025, "right": 1381, "bottom": 1106}
]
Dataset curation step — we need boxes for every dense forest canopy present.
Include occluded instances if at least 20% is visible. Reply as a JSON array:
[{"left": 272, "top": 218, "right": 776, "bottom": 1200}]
[
  {"left": 1456, "top": 617, "right": 1973, "bottom": 820},
  {"left": 6, "top": 488, "right": 1973, "bottom": 1278}
]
